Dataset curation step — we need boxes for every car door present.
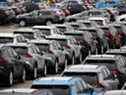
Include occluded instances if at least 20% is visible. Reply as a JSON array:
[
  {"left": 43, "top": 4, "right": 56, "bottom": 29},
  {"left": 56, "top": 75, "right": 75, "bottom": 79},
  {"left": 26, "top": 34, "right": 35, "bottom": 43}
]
[{"left": 7, "top": 47, "right": 23, "bottom": 77}]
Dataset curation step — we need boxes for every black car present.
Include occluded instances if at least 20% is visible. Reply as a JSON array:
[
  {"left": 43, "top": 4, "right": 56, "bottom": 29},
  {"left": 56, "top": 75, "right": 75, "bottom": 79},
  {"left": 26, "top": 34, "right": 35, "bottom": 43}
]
[
  {"left": 16, "top": 10, "right": 65, "bottom": 26},
  {"left": 0, "top": 7, "right": 15, "bottom": 24},
  {"left": 0, "top": 45, "right": 26, "bottom": 86}
]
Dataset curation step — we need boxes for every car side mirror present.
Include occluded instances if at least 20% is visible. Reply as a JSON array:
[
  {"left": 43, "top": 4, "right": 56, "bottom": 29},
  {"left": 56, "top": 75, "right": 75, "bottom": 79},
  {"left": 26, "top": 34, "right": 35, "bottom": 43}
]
[{"left": 15, "top": 55, "right": 21, "bottom": 60}]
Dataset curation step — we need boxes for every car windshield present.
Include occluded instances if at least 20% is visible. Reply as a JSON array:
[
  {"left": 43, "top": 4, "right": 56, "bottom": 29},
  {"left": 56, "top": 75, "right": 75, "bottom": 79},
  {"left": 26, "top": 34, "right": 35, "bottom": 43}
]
[
  {"left": 91, "top": 20, "right": 103, "bottom": 26},
  {"left": 56, "top": 26, "right": 67, "bottom": 33},
  {"left": 11, "top": 46, "right": 28, "bottom": 55},
  {"left": 85, "top": 60, "right": 117, "bottom": 70},
  {"left": 83, "top": 23, "right": 91, "bottom": 27},
  {"left": 0, "top": 37, "right": 13, "bottom": 43},
  {"left": 32, "top": 85, "right": 70, "bottom": 95},
  {"left": 46, "top": 38, "right": 67, "bottom": 47},
  {"left": 34, "top": 43, "right": 50, "bottom": 52},
  {"left": 39, "top": 29, "right": 51, "bottom": 36},
  {"left": 14, "top": 32, "right": 34, "bottom": 40},
  {"left": 63, "top": 72, "right": 98, "bottom": 85}
]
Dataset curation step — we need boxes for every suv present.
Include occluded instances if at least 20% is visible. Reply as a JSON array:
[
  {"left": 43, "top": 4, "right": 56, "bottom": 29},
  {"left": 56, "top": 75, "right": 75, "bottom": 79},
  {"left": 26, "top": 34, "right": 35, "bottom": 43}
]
[
  {"left": 84, "top": 54, "right": 126, "bottom": 88},
  {"left": 16, "top": 9, "right": 65, "bottom": 26},
  {"left": 0, "top": 45, "right": 26, "bottom": 86},
  {"left": 29, "top": 39, "right": 66, "bottom": 73},
  {"left": 62, "top": 64, "right": 119, "bottom": 90},
  {"left": 46, "top": 35, "right": 82, "bottom": 64},
  {"left": 31, "top": 77, "right": 101, "bottom": 95}
]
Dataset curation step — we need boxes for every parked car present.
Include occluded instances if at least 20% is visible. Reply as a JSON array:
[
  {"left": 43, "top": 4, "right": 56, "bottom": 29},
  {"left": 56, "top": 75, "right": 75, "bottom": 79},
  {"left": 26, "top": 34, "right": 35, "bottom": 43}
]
[
  {"left": 29, "top": 39, "right": 67, "bottom": 73},
  {"left": 15, "top": 9, "right": 65, "bottom": 26},
  {"left": 84, "top": 54, "right": 126, "bottom": 88},
  {"left": 0, "top": 33, "right": 28, "bottom": 44},
  {"left": 0, "top": 45, "right": 26, "bottom": 86},
  {"left": 64, "top": 31, "right": 90, "bottom": 60},
  {"left": 46, "top": 35, "right": 82, "bottom": 64},
  {"left": 0, "top": 88, "right": 53, "bottom": 95},
  {"left": 13, "top": 28, "right": 37, "bottom": 40},
  {"left": 62, "top": 64, "right": 119, "bottom": 90},
  {"left": 0, "top": 7, "right": 15, "bottom": 24},
  {"left": 53, "top": 24, "right": 74, "bottom": 34},
  {"left": 104, "top": 90, "right": 126, "bottom": 95},
  {"left": 32, "top": 25, "right": 62, "bottom": 37},
  {"left": 5, "top": 43, "right": 47, "bottom": 79},
  {"left": 88, "top": 17, "right": 110, "bottom": 26},
  {"left": 31, "top": 76, "right": 102, "bottom": 95}
]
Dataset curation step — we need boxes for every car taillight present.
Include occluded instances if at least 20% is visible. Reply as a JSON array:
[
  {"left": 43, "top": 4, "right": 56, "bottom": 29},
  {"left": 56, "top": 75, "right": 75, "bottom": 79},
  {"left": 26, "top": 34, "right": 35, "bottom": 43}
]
[
  {"left": 24, "top": 53, "right": 32, "bottom": 58},
  {"left": 48, "top": 50, "right": 53, "bottom": 54},
  {"left": 64, "top": 45, "right": 70, "bottom": 49},
  {"left": 112, "top": 69, "right": 120, "bottom": 75},
  {"left": 0, "top": 56, "right": 7, "bottom": 64}
]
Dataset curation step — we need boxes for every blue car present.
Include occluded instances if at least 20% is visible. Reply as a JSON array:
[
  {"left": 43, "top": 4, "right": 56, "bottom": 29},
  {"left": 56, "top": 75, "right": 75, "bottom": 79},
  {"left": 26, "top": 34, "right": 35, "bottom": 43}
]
[{"left": 31, "top": 76, "right": 103, "bottom": 95}]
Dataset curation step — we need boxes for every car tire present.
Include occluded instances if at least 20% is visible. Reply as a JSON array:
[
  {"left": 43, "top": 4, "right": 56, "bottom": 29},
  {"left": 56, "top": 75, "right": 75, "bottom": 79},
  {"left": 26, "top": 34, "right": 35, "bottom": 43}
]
[
  {"left": 43, "top": 64, "right": 47, "bottom": 77},
  {"left": 79, "top": 53, "right": 83, "bottom": 63},
  {"left": 46, "top": 20, "right": 52, "bottom": 25},
  {"left": 7, "top": 71, "right": 14, "bottom": 86},
  {"left": 19, "top": 20, "right": 26, "bottom": 27},
  {"left": 64, "top": 58, "right": 68, "bottom": 69},
  {"left": 33, "top": 67, "right": 38, "bottom": 79},
  {"left": 20, "top": 69, "right": 26, "bottom": 82},
  {"left": 72, "top": 55, "right": 75, "bottom": 65}
]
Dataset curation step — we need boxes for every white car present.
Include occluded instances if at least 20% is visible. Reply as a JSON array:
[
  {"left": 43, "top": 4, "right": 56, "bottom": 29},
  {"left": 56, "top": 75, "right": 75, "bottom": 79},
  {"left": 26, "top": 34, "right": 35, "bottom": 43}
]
[
  {"left": 116, "top": 14, "right": 126, "bottom": 23},
  {"left": 32, "top": 25, "right": 62, "bottom": 36},
  {"left": 62, "top": 64, "right": 119, "bottom": 90},
  {"left": 104, "top": 90, "right": 126, "bottom": 95},
  {"left": 0, "top": 88, "right": 53, "bottom": 95},
  {"left": 0, "top": 33, "right": 27, "bottom": 44},
  {"left": 88, "top": 17, "right": 110, "bottom": 26}
]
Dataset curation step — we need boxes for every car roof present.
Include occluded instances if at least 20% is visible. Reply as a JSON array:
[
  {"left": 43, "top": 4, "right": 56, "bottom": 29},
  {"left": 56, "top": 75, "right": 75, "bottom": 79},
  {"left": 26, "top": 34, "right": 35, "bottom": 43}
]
[
  {"left": 32, "top": 77, "right": 77, "bottom": 86},
  {"left": 106, "top": 49, "right": 126, "bottom": 54},
  {"left": 88, "top": 17, "right": 107, "bottom": 20},
  {"left": 5, "top": 43, "right": 28, "bottom": 47},
  {"left": 86, "top": 54, "right": 117, "bottom": 60},
  {"left": 64, "top": 64, "right": 104, "bottom": 73},
  {"left": 33, "top": 25, "right": 55, "bottom": 29},
  {"left": 0, "top": 33, "right": 14, "bottom": 37},
  {"left": 14, "top": 28, "right": 34, "bottom": 33},
  {"left": 0, "top": 88, "right": 38, "bottom": 94},
  {"left": 104, "top": 90, "right": 126, "bottom": 95},
  {"left": 29, "top": 39, "right": 52, "bottom": 44},
  {"left": 46, "top": 35, "right": 71, "bottom": 40}
]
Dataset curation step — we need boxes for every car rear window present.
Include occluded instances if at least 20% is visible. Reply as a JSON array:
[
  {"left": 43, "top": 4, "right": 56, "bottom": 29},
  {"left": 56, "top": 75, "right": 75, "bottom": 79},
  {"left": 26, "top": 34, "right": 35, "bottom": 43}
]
[
  {"left": 34, "top": 43, "right": 50, "bottom": 52},
  {"left": 14, "top": 32, "right": 34, "bottom": 40},
  {"left": 31, "top": 85, "right": 70, "bottom": 95},
  {"left": 63, "top": 72, "right": 98, "bottom": 85},
  {"left": 85, "top": 60, "right": 117, "bottom": 70},
  {"left": 0, "top": 37, "right": 13, "bottom": 43},
  {"left": 11, "top": 46, "right": 28, "bottom": 55}
]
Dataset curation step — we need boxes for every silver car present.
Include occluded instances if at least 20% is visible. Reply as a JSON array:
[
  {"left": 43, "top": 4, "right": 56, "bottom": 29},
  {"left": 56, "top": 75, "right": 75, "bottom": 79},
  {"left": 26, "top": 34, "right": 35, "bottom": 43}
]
[
  {"left": 29, "top": 39, "right": 66, "bottom": 73},
  {"left": 46, "top": 35, "right": 82, "bottom": 64},
  {"left": 5, "top": 43, "right": 47, "bottom": 79},
  {"left": 62, "top": 64, "right": 119, "bottom": 90}
]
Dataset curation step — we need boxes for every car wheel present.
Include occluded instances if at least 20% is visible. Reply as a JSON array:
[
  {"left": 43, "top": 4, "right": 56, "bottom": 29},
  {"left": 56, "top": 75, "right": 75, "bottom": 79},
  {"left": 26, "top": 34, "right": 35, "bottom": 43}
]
[
  {"left": 19, "top": 20, "right": 26, "bottom": 27},
  {"left": 7, "top": 71, "right": 14, "bottom": 86},
  {"left": 79, "top": 53, "right": 83, "bottom": 63},
  {"left": 21, "top": 69, "right": 26, "bottom": 82},
  {"left": 43, "top": 64, "right": 47, "bottom": 77},
  {"left": 33, "top": 67, "right": 37, "bottom": 79},
  {"left": 64, "top": 58, "right": 68, "bottom": 69},
  {"left": 46, "top": 20, "right": 52, "bottom": 25}
]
